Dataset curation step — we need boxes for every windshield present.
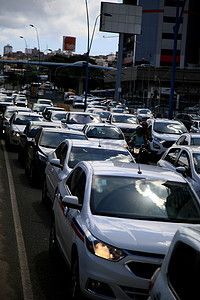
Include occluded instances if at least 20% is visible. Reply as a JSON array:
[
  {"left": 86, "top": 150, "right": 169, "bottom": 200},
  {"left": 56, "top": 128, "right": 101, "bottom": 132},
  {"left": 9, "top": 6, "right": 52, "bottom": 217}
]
[
  {"left": 112, "top": 115, "right": 137, "bottom": 124},
  {"left": 13, "top": 115, "right": 43, "bottom": 125},
  {"left": 96, "top": 111, "right": 110, "bottom": 119},
  {"left": 68, "top": 114, "right": 100, "bottom": 124},
  {"left": 90, "top": 176, "right": 200, "bottom": 222},
  {"left": 52, "top": 112, "right": 67, "bottom": 121},
  {"left": 40, "top": 132, "right": 86, "bottom": 148},
  {"left": 87, "top": 126, "right": 123, "bottom": 140},
  {"left": 138, "top": 109, "right": 151, "bottom": 114},
  {"left": 154, "top": 122, "right": 187, "bottom": 134},
  {"left": 68, "top": 147, "right": 132, "bottom": 168}
]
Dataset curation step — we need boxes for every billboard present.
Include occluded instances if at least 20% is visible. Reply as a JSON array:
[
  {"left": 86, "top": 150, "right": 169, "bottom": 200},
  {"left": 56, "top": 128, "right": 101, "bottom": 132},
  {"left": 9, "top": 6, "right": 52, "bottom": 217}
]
[
  {"left": 100, "top": 2, "right": 142, "bottom": 35},
  {"left": 63, "top": 36, "right": 76, "bottom": 52}
]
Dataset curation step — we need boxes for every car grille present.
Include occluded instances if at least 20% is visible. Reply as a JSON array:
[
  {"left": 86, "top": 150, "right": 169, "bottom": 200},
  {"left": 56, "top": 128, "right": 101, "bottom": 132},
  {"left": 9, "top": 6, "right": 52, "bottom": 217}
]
[
  {"left": 119, "top": 285, "right": 149, "bottom": 300},
  {"left": 163, "top": 141, "right": 176, "bottom": 148},
  {"left": 126, "top": 261, "right": 161, "bottom": 279}
]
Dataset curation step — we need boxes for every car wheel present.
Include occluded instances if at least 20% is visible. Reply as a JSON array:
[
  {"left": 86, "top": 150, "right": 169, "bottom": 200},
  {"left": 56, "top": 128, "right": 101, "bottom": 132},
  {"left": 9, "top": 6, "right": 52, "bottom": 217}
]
[
  {"left": 42, "top": 179, "right": 49, "bottom": 206},
  {"left": 49, "top": 219, "right": 58, "bottom": 259},
  {"left": 70, "top": 256, "right": 82, "bottom": 299}
]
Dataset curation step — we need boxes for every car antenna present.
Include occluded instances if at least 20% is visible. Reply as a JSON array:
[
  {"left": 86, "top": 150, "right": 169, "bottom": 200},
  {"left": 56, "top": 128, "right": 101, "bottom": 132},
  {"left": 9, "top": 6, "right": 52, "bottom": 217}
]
[
  {"left": 98, "top": 139, "right": 101, "bottom": 147},
  {"left": 137, "top": 152, "right": 142, "bottom": 174}
]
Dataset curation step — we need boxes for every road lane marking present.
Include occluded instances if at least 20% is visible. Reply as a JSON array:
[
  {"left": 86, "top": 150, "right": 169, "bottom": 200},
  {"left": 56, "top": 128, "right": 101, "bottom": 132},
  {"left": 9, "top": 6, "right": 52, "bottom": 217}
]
[{"left": 2, "top": 141, "right": 34, "bottom": 300}]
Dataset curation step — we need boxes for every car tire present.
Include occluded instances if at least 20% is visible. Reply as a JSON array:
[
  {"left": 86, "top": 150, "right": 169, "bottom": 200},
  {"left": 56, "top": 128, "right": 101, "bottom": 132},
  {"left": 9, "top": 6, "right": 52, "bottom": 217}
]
[
  {"left": 70, "top": 256, "right": 82, "bottom": 299},
  {"left": 49, "top": 219, "right": 58, "bottom": 259}
]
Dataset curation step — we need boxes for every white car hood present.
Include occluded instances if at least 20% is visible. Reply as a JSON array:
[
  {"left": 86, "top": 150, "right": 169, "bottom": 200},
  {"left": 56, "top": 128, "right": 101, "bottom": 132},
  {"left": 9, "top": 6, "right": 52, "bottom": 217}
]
[
  {"left": 87, "top": 215, "right": 191, "bottom": 255},
  {"left": 153, "top": 132, "right": 180, "bottom": 141}
]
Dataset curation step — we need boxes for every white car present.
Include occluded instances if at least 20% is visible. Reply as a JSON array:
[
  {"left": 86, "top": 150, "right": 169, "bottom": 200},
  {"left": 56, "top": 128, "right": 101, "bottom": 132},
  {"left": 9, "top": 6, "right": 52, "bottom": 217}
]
[
  {"left": 0, "top": 106, "right": 31, "bottom": 137},
  {"left": 106, "top": 113, "right": 139, "bottom": 142},
  {"left": 147, "top": 118, "right": 188, "bottom": 157},
  {"left": 5, "top": 111, "right": 43, "bottom": 148},
  {"left": 43, "top": 139, "right": 134, "bottom": 205},
  {"left": 148, "top": 226, "right": 200, "bottom": 300},
  {"left": 37, "top": 98, "right": 53, "bottom": 106},
  {"left": 136, "top": 108, "right": 153, "bottom": 123},
  {"left": 72, "top": 97, "right": 85, "bottom": 109},
  {"left": 61, "top": 111, "right": 102, "bottom": 131},
  {"left": 49, "top": 161, "right": 200, "bottom": 299},
  {"left": 82, "top": 122, "right": 128, "bottom": 147},
  {"left": 157, "top": 145, "right": 200, "bottom": 197},
  {"left": 14, "top": 95, "right": 28, "bottom": 107}
]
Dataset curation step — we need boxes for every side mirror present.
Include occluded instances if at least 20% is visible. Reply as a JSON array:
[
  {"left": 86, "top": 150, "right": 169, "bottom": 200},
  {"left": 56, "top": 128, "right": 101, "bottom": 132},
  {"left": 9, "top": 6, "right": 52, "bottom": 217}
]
[
  {"left": 176, "top": 166, "right": 186, "bottom": 176},
  {"left": 50, "top": 158, "right": 63, "bottom": 169},
  {"left": 62, "top": 195, "right": 82, "bottom": 210}
]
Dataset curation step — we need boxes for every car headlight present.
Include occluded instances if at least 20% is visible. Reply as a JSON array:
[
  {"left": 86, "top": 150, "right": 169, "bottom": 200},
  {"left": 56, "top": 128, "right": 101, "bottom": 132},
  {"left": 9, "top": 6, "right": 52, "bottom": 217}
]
[
  {"left": 86, "top": 232, "right": 126, "bottom": 261},
  {"left": 154, "top": 136, "right": 166, "bottom": 143},
  {"left": 11, "top": 131, "right": 20, "bottom": 137}
]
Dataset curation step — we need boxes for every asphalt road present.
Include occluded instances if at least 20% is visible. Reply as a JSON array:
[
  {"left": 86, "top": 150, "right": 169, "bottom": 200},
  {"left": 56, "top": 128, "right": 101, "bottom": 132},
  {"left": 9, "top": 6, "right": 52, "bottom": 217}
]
[{"left": 0, "top": 140, "right": 73, "bottom": 300}]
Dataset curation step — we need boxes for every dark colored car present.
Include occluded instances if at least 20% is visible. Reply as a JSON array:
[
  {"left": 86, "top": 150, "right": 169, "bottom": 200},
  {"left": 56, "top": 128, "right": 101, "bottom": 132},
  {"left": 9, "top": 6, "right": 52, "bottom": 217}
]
[
  {"left": 174, "top": 113, "right": 200, "bottom": 130},
  {"left": 25, "top": 127, "right": 87, "bottom": 185},
  {"left": 18, "top": 121, "right": 62, "bottom": 165}
]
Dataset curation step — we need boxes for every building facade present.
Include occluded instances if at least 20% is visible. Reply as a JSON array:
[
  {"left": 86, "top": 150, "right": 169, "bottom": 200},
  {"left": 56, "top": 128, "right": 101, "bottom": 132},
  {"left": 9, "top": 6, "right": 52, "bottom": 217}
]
[{"left": 123, "top": 0, "right": 200, "bottom": 68}]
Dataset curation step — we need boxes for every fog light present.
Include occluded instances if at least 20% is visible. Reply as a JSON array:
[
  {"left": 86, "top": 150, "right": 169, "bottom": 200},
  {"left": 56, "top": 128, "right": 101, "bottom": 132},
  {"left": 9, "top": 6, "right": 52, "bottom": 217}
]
[{"left": 86, "top": 278, "right": 115, "bottom": 298}]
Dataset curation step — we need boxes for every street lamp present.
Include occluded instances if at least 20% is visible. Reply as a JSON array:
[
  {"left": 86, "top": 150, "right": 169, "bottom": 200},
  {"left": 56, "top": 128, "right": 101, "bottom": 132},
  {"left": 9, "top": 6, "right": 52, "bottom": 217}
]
[
  {"left": 19, "top": 36, "right": 29, "bottom": 96},
  {"left": 29, "top": 24, "right": 41, "bottom": 101},
  {"left": 84, "top": 0, "right": 112, "bottom": 110}
]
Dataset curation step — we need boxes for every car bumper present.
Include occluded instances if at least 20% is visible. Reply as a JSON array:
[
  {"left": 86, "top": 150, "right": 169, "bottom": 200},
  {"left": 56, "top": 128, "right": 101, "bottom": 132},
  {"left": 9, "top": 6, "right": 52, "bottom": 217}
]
[{"left": 78, "top": 242, "right": 153, "bottom": 300}]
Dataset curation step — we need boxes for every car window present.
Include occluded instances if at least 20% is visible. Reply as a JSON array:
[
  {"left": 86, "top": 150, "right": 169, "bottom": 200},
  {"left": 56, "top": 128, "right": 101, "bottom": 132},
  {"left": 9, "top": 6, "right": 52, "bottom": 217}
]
[
  {"left": 193, "top": 153, "right": 200, "bottom": 174},
  {"left": 55, "top": 142, "right": 66, "bottom": 158},
  {"left": 183, "top": 115, "right": 190, "bottom": 120},
  {"left": 66, "top": 167, "right": 86, "bottom": 205},
  {"left": 168, "top": 242, "right": 200, "bottom": 299},
  {"left": 165, "top": 149, "right": 181, "bottom": 165},
  {"left": 191, "top": 138, "right": 200, "bottom": 146},
  {"left": 59, "top": 145, "right": 68, "bottom": 166},
  {"left": 176, "top": 151, "right": 191, "bottom": 177}
]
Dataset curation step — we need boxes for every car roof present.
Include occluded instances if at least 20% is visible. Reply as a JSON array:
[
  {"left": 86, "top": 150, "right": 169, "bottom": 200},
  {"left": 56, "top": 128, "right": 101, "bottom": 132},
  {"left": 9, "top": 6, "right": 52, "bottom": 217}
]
[
  {"left": 151, "top": 118, "right": 183, "bottom": 123},
  {"left": 62, "top": 139, "right": 128, "bottom": 150},
  {"left": 67, "top": 111, "right": 99, "bottom": 116},
  {"left": 28, "top": 121, "right": 62, "bottom": 127},
  {"left": 77, "top": 160, "right": 188, "bottom": 182},
  {"left": 14, "top": 111, "right": 41, "bottom": 117},
  {"left": 167, "top": 145, "right": 200, "bottom": 156},
  {"left": 84, "top": 122, "right": 118, "bottom": 127},
  {"left": 40, "top": 127, "right": 86, "bottom": 135},
  {"left": 110, "top": 113, "right": 136, "bottom": 117}
]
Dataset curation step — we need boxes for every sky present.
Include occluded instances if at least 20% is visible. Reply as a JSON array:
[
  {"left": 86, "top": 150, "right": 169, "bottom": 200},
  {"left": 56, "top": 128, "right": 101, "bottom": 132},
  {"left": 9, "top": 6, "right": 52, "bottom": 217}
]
[{"left": 0, "top": 0, "right": 122, "bottom": 57}]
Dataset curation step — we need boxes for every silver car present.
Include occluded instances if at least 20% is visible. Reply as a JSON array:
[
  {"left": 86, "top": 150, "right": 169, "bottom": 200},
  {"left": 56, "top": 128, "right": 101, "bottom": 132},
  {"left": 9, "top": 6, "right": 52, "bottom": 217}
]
[
  {"left": 50, "top": 161, "right": 200, "bottom": 299},
  {"left": 43, "top": 139, "right": 134, "bottom": 205},
  {"left": 157, "top": 145, "right": 200, "bottom": 197}
]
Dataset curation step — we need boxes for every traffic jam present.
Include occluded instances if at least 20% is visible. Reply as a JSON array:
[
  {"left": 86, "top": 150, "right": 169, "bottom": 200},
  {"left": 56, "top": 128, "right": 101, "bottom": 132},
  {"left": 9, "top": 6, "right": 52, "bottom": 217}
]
[{"left": 1, "top": 88, "right": 200, "bottom": 300}]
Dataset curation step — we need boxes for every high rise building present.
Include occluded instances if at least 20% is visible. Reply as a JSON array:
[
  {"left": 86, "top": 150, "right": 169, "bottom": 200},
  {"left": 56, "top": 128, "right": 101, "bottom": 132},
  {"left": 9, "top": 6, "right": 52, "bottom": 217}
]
[
  {"left": 123, "top": 0, "right": 200, "bottom": 68},
  {"left": 3, "top": 44, "right": 13, "bottom": 56}
]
